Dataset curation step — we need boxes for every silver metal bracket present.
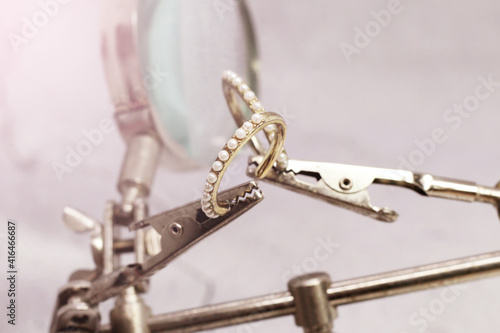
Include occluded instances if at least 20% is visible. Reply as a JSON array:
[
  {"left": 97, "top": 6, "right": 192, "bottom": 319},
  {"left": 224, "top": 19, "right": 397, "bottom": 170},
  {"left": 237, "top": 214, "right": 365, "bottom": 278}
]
[{"left": 249, "top": 156, "right": 500, "bottom": 222}]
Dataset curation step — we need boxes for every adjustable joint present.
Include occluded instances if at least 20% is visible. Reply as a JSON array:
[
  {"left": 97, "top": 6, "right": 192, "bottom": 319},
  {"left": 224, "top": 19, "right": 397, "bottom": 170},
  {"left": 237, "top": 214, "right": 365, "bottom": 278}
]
[{"left": 288, "top": 272, "right": 336, "bottom": 333}]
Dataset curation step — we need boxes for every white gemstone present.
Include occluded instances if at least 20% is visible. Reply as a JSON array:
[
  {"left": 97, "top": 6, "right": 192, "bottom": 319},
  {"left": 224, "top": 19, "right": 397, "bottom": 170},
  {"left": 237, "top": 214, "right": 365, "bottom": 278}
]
[
  {"left": 265, "top": 124, "right": 277, "bottom": 132},
  {"left": 251, "top": 113, "right": 264, "bottom": 124},
  {"left": 251, "top": 101, "right": 263, "bottom": 111},
  {"left": 243, "top": 91, "right": 255, "bottom": 101},
  {"left": 207, "top": 172, "right": 217, "bottom": 184},
  {"left": 206, "top": 211, "right": 216, "bottom": 218},
  {"left": 227, "top": 71, "right": 236, "bottom": 79},
  {"left": 242, "top": 121, "right": 254, "bottom": 132},
  {"left": 227, "top": 138, "right": 238, "bottom": 150},
  {"left": 218, "top": 150, "right": 229, "bottom": 161},
  {"left": 247, "top": 164, "right": 257, "bottom": 176},
  {"left": 268, "top": 131, "right": 276, "bottom": 142},
  {"left": 235, "top": 128, "right": 247, "bottom": 139},
  {"left": 232, "top": 77, "right": 243, "bottom": 86},
  {"left": 212, "top": 160, "right": 223, "bottom": 171},
  {"left": 202, "top": 192, "right": 211, "bottom": 201},
  {"left": 277, "top": 152, "right": 288, "bottom": 163},
  {"left": 202, "top": 201, "right": 211, "bottom": 208},
  {"left": 239, "top": 83, "right": 249, "bottom": 93},
  {"left": 202, "top": 206, "right": 213, "bottom": 214},
  {"left": 204, "top": 182, "right": 213, "bottom": 192}
]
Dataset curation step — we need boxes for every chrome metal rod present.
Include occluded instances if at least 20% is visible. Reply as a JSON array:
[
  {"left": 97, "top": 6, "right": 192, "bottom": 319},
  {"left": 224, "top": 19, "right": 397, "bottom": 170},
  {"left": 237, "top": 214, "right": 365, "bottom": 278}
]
[
  {"left": 99, "top": 251, "right": 500, "bottom": 333},
  {"left": 116, "top": 133, "right": 161, "bottom": 223},
  {"left": 113, "top": 239, "right": 134, "bottom": 254},
  {"left": 326, "top": 250, "right": 500, "bottom": 305}
]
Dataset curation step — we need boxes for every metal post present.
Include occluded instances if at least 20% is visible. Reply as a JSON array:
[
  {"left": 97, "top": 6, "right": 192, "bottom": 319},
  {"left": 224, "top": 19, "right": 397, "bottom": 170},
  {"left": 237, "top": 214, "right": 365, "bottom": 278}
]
[
  {"left": 110, "top": 286, "right": 152, "bottom": 333},
  {"left": 116, "top": 134, "right": 161, "bottom": 221},
  {"left": 109, "top": 134, "right": 159, "bottom": 331}
]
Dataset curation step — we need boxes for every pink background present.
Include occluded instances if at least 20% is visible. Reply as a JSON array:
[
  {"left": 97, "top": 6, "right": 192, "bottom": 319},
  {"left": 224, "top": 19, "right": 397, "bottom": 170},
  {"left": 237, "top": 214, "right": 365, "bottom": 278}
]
[{"left": 1, "top": 1, "right": 500, "bottom": 332}]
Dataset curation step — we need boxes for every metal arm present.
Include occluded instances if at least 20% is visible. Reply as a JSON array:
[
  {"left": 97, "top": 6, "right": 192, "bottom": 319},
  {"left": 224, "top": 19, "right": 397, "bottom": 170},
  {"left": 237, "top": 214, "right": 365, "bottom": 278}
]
[
  {"left": 99, "top": 250, "right": 500, "bottom": 333},
  {"left": 249, "top": 157, "right": 500, "bottom": 222}
]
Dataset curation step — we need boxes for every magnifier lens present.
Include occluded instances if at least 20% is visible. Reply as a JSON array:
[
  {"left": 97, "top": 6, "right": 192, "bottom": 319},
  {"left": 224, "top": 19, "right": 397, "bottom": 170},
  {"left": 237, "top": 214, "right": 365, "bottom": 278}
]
[{"left": 137, "top": 0, "right": 256, "bottom": 166}]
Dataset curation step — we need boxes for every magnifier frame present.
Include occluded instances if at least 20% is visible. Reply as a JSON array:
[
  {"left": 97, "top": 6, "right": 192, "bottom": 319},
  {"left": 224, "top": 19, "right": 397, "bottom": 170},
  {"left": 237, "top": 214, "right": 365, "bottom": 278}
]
[{"left": 100, "top": 0, "right": 259, "bottom": 168}]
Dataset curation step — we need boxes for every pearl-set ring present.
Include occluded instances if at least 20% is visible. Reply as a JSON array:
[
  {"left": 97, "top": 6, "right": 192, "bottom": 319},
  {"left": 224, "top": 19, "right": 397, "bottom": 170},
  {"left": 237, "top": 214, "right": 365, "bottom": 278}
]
[{"left": 201, "top": 71, "right": 287, "bottom": 218}]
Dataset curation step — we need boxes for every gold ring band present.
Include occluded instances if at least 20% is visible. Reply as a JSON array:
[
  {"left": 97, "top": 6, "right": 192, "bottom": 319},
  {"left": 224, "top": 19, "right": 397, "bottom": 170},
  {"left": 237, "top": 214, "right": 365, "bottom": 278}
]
[
  {"left": 201, "top": 72, "right": 287, "bottom": 218},
  {"left": 222, "top": 71, "right": 289, "bottom": 167}
]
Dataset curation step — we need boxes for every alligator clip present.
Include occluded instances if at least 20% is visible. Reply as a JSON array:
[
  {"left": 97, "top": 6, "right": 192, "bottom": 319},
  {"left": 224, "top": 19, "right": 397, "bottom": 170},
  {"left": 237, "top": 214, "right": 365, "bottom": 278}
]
[
  {"left": 248, "top": 156, "right": 500, "bottom": 223},
  {"left": 83, "top": 181, "right": 263, "bottom": 305},
  {"left": 221, "top": 70, "right": 500, "bottom": 222}
]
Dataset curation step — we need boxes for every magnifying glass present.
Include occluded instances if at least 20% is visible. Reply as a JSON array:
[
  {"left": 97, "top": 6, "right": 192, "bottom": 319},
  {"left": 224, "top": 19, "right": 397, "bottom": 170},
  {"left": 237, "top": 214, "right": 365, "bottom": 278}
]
[
  {"left": 101, "top": 0, "right": 258, "bottom": 168},
  {"left": 101, "top": 0, "right": 258, "bottom": 212}
]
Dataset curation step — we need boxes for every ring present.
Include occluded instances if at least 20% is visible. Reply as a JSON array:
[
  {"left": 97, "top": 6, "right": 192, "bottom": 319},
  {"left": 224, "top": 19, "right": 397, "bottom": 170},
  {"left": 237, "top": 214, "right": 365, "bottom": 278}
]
[
  {"left": 201, "top": 72, "right": 287, "bottom": 218},
  {"left": 222, "top": 71, "right": 289, "bottom": 168}
]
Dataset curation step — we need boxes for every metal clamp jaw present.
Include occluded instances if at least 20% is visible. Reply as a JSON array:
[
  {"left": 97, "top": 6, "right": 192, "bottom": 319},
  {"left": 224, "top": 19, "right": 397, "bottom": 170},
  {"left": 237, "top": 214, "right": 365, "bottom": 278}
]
[
  {"left": 81, "top": 181, "right": 264, "bottom": 305},
  {"left": 248, "top": 156, "right": 500, "bottom": 222},
  {"left": 51, "top": 181, "right": 264, "bottom": 333},
  {"left": 131, "top": 180, "right": 264, "bottom": 278}
]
